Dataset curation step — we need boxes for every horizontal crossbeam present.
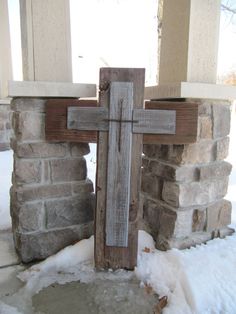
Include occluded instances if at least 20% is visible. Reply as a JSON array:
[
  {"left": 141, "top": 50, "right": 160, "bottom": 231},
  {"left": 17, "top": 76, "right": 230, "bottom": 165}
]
[
  {"left": 68, "top": 107, "right": 109, "bottom": 131},
  {"left": 46, "top": 99, "right": 198, "bottom": 144},
  {"left": 133, "top": 109, "right": 176, "bottom": 134},
  {"left": 67, "top": 107, "right": 176, "bottom": 135}
]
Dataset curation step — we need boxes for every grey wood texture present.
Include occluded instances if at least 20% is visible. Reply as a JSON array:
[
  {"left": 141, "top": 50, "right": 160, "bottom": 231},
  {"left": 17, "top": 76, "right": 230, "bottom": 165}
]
[
  {"left": 133, "top": 109, "right": 176, "bottom": 134},
  {"left": 67, "top": 107, "right": 108, "bottom": 131},
  {"left": 95, "top": 68, "right": 145, "bottom": 270},
  {"left": 106, "top": 82, "right": 133, "bottom": 247}
]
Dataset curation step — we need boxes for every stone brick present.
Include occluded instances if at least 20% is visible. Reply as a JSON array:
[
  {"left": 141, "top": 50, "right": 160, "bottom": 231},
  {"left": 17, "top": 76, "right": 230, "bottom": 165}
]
[
  {"left": 149, "top": 160, "right": 198, "bottom": 182},
  {"left": 45, "top": 196, "right": 94, "bottom": 229},
  {"left": 145, "top": 142, "right": 216, "bottom": 165},
  {"left": 13, "top": 183, "right": 73, "bottom": 203},
  {"left": 6, "top": 120, "right": 12, "bottom": 130},
  {"left": 181, "top": 178, "right": 229, "bottom": 206},
  {"left": 218, "top": 227, "right": 235, "bottom": 238},
  {"left": 17, "top": 202, "right": 44, "bottom": 232},
  {"left": 197, "top": 102, "right": 212, "bottom": 116},
  {"left": 192, "top": 209, "right": 206, "bottom": 232},
  {"left": 142, "top": 157, "right": 149, "bottom": 168},
  {"left": 193, "top": 99, "right": 230, "bottom": 111},
  {"left": 0, "top": 130, "right": 6, "bottom": 142},
  {"left": 70, "top": 143, "right": 90, "bottom": 157},
  {"left": 12, "top": 141, "right": 68, "bottom": 158},
  {"left": 143, "top": 144, "right": 169, "bottom": 160},
  {"left": 143, "top": 198, "right": 160, "bottom": 237},
  {"left": 5, "top": 129, "right": 12, "bottom": 143},
  {"left": 181, "top": 141, "right": 215, "bottom": 164},
  {"left": 43, "top": 160, "right": 50, "bottom": 183},
  {"left": 72, "top": 179, "right": 94, "bottom": 194},
  {"left": 212, "top": 104, "right": 231, "bottom": 138},
  {"left": 205, "top": 199, "right": 232, "bottom": 232},
  {"left": 148, "top": 206, "right": 193, "bottom": 250},
  {"left": 14, "top": 222, "right": 94, "bottom": 262},
  {"left": 0, "top": 142, "right": 10, "bottom": 151},
  {"left": 0, "top": 109, "right": 10, "bottom": 122},
  {"left": 157, "top": 232, "right": 213, "bottom": 251},
  {"left": 148, "top": 161, "right": 176, "bottom": 180},
  {"left": 50, "top": 158, "right": 87, "bottom": 182},
  {"left": 166, "top": 145, "right": 185, "bottom": 164},
  {"left": 198, "top": 116, "right": 212, "bottom": 139},
  {"left": 162, "top": 182, "right": 180, "bottom": 207},
  {"left": 141, "top": 173, "right": 162, "bottom": 199},
  {"left": 173, "top": 226, "right": 234, "bottom": 249},
  {"left": 173, "top": 210, "right": 193, "bottom": 237},
  {"left": 176, "top": 166, "right": 199, "bottom": 182},
  {"left": 158, "top": 206, "right": 177, "bottom": 239},
  {"left": 14, "top": 159, "right": 41, "bottom": 184},
  {"left": 162, "top": 177, "right": 229, "bottom": 207},
  {"left": 11, "top": 98, "right": 46, "bottom": 113},
  {"left": 13, "top": 111, "right": 45, "bottom": 141},
  {"left": 215, "top": 137, "right": 230, "bottom": 161},
  {"left": 143, "top": 199, "right": 177, "bottom": 241},
  {"left": 199, "top": 161, "right": 232, "bottom": 181},
  {"left": 0, "top": 122, "right": 5, "bottom": 130}
]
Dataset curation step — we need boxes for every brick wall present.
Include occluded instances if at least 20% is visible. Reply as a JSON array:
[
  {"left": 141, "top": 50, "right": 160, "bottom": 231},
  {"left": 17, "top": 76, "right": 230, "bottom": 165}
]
[
  {"left": 141, "top": 99, "right": 234, "bottom": 250},
  {"left": 10, "top": 98, "right": 94, "bottom": 262}
]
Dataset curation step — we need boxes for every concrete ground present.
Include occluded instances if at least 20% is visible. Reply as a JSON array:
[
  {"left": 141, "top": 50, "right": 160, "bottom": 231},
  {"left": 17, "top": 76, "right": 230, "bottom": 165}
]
[
  {"left": 0, "top": 230, "right": 160, "bottom": 314},
  {"left": 0, "top": 230, "right": 26, "bottom": 311}
]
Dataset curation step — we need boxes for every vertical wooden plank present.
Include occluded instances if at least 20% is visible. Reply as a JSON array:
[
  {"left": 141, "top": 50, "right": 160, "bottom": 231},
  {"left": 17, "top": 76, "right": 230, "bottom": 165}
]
[
  {"left": 106, "top": 82, "right": 133, "bottom": 247},
  {"left": 95, "top": 68, "right": 145, "bottom": 270}
]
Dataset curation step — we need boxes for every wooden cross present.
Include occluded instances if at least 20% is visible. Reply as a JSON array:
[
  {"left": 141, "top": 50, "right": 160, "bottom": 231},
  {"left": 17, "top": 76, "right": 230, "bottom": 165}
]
[{"left": 45, "top": 68, "right": 198, "bottom": 270}]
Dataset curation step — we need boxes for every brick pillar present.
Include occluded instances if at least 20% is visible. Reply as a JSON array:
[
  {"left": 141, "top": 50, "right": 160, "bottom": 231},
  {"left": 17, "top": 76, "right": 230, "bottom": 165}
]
[
  {"left": 142, "top": 99, "right": 234, "bottom": 250},
  {"left": 10, "top": 98, "right": 94, "bottom": 262}
]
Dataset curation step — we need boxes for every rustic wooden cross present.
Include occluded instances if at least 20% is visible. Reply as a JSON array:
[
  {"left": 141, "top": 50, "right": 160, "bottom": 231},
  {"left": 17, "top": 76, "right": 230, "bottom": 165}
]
[{"left": 45, "top": 68, "right": 198, "bottom": 270}]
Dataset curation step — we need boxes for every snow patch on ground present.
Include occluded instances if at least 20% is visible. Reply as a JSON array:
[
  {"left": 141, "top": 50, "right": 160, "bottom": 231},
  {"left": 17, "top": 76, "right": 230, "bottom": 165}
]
[
  {"left": 136, "top": 232, "right": 236, "bottom": 314},
  {"left": 85, "top": 143, "right": 97, "bottom": 186},
  {"left": 18, "top": 231, "right": 153, "bottom": 295},
  {"left": 0, "top": 150, "right": 13, "bottom": 230},
  {"left": 13, "top": 230, "right": 236, "bottom": 314},
  {"left": 0, "top": 301, "right": 23, "bottom": 314}
]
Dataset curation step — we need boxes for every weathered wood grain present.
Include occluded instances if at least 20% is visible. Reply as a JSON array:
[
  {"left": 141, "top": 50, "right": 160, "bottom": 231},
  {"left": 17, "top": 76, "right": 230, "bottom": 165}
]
[
  {"left": 95, "top": 68, "right": 145, "bottom": 270},
  {"left": 67, "top": 107, "right": 108, "bottom": 131},
  {"left": 133, "top": 109, "right": 176, "bottom": 134},
  {"left": 106, "top": 82, "right": 133, "bottom": 247},
  {"left": 45, "top": 99, "right": 98, "bottom": 143}
]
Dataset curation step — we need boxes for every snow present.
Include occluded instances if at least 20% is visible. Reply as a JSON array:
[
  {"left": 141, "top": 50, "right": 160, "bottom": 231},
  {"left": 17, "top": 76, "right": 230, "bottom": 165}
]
[
  {"left": 136, "top": 233, "right": 236, "bottom": 314},
  {"left": 0, "top": 150, "right": 13, "bottom": 230},
  {"left": 137, "top": 229, "right": 155, "bottom": 254},
  {"left": 85, "top": 143, "right": 97, "bottom": 185},
  {"left": 0, "top": 302, "right": 23, "bottom": 314}
]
